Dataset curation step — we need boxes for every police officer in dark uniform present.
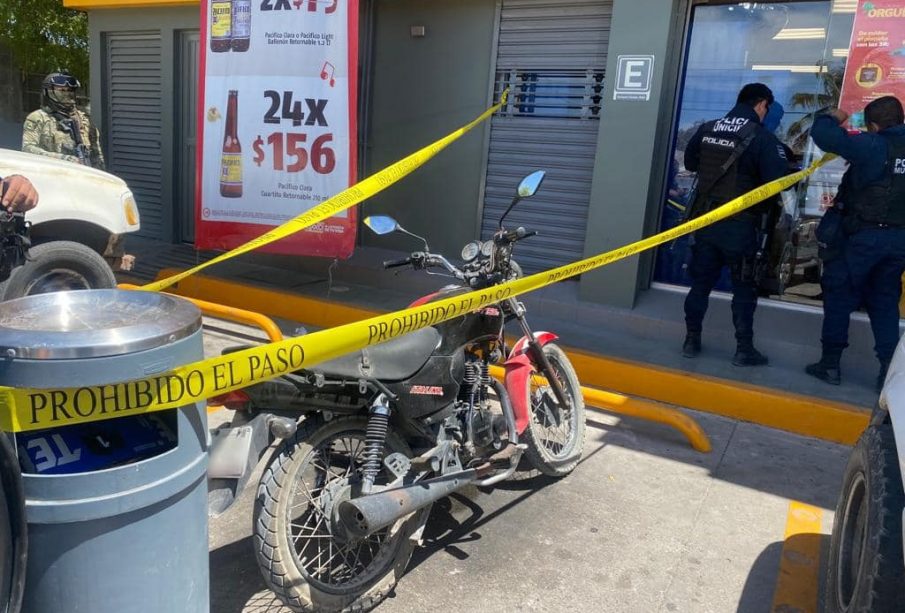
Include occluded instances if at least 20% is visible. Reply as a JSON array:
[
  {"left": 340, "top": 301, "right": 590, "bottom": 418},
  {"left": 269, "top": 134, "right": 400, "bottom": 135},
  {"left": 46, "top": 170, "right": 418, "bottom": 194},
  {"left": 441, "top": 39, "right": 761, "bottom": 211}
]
[
  {"left": 682, "top": 83, "right": 790, "bottom": 366},
  {"left": 806, "top": 96, "right": 905, "bottom": 391}
]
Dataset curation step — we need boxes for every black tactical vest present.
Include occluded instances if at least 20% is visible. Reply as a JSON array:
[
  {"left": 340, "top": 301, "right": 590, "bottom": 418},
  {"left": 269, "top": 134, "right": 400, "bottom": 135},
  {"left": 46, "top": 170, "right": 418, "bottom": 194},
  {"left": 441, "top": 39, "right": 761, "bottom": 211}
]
[
  {"left": 846, "top": 132, "right": 905, "bottom": 227},
  {"left": 694, "top": 117, "right": 759, "bottom": 211}
]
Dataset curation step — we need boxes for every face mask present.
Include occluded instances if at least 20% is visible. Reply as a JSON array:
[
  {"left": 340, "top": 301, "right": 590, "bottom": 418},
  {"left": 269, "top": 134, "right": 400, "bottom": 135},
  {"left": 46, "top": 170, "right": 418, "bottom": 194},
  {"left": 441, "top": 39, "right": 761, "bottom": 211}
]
[{"left": 50, "top": 88, "right": 77, "bottom": 108}]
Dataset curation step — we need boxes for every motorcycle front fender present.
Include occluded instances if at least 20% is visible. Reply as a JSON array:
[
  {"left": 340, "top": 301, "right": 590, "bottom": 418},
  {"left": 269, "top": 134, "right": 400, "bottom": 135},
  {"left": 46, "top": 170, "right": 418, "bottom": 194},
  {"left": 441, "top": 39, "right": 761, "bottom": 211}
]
[{"left": 504, "top": 332, "right": 559, "bottom": 434}]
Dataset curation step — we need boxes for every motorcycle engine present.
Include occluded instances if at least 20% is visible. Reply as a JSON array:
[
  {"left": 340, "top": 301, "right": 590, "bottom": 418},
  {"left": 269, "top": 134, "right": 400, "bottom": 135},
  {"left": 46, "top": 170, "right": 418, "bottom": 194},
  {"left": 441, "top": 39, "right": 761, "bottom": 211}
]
[{"left": 457, "top": 357, "right": 504, "bottom": 457}]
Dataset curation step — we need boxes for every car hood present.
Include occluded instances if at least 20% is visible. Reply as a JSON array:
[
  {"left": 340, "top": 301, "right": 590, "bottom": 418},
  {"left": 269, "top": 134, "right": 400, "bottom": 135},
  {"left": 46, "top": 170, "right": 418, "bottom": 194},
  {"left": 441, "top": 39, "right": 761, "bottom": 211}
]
[{"left": 0, "top": 148, "right": 127, "bottom": 192}]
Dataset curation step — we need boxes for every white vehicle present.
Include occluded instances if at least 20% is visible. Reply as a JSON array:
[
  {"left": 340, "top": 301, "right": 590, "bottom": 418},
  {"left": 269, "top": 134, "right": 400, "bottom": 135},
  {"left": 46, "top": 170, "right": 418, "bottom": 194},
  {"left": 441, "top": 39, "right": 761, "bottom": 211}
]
[
  {"left": 825, "top": 341, "right": 905, "bottom": 612},
  {"left": 0, "top": 148, "right": 140, "bottom": 299}
]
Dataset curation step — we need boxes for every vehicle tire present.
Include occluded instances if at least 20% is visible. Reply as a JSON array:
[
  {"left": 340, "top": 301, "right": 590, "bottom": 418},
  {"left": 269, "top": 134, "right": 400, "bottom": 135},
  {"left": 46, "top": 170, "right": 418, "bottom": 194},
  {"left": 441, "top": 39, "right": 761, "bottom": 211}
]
[
  {"left": 254, "top": 416, "right": 423, "bottom": 613},
  {"left": 521, "top": 343, "right": 586, "bottom": 477},
  {"left": 0, "top": 241, "right": 115, "bottom": 301},
  {"left": 0, "top": 433, "right": 25, "bottom": 613},
  {"left": 777, "top": 242, "right": 795, "bottom": 295},
  {"left": 824, "top": 425, "right": 905, "bottom": 613}
]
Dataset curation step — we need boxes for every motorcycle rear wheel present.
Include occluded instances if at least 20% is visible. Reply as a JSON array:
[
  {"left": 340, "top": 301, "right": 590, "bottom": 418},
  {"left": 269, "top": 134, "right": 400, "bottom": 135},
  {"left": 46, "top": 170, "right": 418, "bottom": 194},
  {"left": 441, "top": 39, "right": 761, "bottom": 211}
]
[
  {"left": 521, "top": 343, "right": 586, "bottom": 477},
  {"left": 253, "top": 416, "right": 422, "bottom": 613}
]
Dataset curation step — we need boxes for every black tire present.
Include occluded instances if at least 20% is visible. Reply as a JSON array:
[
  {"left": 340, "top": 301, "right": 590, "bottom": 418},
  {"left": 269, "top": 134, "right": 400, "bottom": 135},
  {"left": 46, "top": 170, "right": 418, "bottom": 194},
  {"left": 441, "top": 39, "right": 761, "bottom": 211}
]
[
  {"left": 777, "top": 242, "right": 795, "bottom": 295},
  {"left": 0, "top": 241, "right": 115, "bottom": 300},
  {"left": 0, "top": 434, "right": 25, "bottom": 613},
  {"left": 253, "top": 416, "right": 423, "bottom": 613},
  {"left": 825, "top": 425, "right": 905, "bottom": 613},
  {"left": 521, "top": 343, "right": 586, "bottom": 477}
]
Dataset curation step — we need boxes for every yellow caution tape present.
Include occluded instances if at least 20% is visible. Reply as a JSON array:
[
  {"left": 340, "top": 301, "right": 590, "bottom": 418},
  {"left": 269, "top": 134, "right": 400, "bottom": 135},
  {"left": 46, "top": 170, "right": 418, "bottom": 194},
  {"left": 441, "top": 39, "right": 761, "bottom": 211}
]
[
  {"left": 0, "top": 154, "right": 835, "bottom": 432},
  {"left": 142, "top": 90, "right": 510, "bottom": 293}
]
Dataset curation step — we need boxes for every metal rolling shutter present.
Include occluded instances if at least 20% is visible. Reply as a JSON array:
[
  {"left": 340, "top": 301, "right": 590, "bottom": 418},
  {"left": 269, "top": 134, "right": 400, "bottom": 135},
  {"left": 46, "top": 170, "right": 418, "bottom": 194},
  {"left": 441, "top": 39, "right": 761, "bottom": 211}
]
[
  {"left": 176, "top": 31, "right": 200, "bottom": 243},
  {"left": 104, "top": 31, "right": 164, "bottom": 240},
  {"left": 481, "top": 0, "right": 612, "bottom": 273}
]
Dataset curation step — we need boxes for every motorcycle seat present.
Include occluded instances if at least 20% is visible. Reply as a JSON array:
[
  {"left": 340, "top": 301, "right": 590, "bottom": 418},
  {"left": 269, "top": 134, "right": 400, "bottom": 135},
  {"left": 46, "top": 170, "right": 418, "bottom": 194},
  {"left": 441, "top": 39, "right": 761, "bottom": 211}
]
[{"left": 311, "top": 326, "right": 441, "bottom": 381}]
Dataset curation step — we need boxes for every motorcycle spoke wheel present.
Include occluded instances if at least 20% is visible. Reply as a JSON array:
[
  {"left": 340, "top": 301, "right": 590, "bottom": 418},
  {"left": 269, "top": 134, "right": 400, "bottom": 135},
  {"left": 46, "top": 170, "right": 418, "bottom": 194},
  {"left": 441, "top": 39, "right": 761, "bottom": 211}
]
[
  {"left": 529, "top": 373, "right": 573, "bottom": 455},
  {"left": 522, "top": 343, "right": 585, "bottom": 477},
  {"left": 254, "top": 417, "right": 422, "bottom": 613},
  {"left": 288, "top": 433, "right": 395, "bottom": 590}
]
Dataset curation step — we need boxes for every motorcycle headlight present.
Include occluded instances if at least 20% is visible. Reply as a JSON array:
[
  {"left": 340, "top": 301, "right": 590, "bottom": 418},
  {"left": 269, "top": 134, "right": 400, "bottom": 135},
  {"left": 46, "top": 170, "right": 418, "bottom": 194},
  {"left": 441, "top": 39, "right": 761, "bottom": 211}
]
[
  {"left": 461, "top": 241, "right": 481, "bottom": 262},
  {"left": 122, "top": 192, "right": 140, "bottom": 227}
]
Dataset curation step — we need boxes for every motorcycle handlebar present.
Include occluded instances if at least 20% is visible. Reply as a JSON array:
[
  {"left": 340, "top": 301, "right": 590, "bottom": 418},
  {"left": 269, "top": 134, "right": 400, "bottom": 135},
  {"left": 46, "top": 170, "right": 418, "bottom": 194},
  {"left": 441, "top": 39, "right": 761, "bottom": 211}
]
[
  {"left": 496, "top": 227, "right": 537, "bottom": 244},
  {"left": 383, "top": 257, "right": 412, "bottom": 269}
]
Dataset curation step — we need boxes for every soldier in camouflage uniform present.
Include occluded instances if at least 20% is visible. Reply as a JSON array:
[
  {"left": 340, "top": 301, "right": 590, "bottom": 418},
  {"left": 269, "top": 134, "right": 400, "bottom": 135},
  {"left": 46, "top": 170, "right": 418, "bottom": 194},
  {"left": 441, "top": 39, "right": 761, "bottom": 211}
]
[
  {"left": 21, "top": 71, "right": 134, "bottom": 271},
  {"left": 22, "top": 71, "right": 105, "bottom": 170}
]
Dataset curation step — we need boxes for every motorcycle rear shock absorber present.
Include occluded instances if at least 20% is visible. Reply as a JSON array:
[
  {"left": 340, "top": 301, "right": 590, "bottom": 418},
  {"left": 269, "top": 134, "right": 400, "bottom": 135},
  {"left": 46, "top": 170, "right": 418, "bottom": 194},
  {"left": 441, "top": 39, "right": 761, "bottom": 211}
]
[
  {"left": 361, "top": 394, "right": 391, "bottom": 495},
  {"left": 462, "top": 361, "right": 480, "bottom": 449}
]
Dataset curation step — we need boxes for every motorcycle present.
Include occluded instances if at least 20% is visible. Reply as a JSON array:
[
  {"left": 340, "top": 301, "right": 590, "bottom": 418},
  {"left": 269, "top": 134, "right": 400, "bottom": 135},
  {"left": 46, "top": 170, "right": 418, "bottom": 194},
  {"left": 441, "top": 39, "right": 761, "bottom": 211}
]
[{"left": 208, "top": 170, "right": 585, "bottom": 612}]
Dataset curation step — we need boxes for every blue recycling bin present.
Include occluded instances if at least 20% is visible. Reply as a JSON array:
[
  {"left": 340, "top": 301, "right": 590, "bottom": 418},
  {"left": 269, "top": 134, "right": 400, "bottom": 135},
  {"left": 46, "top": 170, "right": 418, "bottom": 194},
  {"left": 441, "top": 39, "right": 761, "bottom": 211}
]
[{"left": 0, "top": 289, "right": 209, "bottom": 613}]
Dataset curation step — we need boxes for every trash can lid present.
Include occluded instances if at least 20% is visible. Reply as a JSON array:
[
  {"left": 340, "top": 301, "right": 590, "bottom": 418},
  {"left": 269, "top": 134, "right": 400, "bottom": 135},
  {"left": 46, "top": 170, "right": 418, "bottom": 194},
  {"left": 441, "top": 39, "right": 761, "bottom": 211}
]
[{"left": 0, "top": 289, "right": 202, "bottom": 359}]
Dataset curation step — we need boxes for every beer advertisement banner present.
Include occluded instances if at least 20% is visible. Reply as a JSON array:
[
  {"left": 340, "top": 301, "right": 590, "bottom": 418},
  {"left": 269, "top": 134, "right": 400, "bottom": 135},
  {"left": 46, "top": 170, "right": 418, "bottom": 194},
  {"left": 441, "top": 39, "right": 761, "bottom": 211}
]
[
  {"left": 196, "top": 0, "right": 359, "bottom": 257},
  {"left": 838, "top": 1, "right": 905, "bottom": 130}
]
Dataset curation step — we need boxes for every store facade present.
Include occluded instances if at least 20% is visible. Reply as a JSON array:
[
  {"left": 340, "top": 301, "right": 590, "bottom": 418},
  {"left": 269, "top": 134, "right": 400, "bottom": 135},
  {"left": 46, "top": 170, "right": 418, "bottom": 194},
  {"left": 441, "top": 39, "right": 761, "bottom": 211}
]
[{"left": 64, "top": 0, "right": 869, "bottom": 315}]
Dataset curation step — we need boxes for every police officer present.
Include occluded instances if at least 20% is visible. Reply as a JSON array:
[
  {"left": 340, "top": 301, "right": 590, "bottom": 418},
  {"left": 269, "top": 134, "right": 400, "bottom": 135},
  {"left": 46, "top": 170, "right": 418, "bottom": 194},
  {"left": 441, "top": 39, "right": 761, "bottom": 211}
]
[
  {"left": 682, "top": 83, "right": 790, "bottom": 366},
  {"left": 806, "top": 96, "right": 905, "bottom": 391},
  {"left": 22, "top": 71, "right": 105, "bottom": 170}
]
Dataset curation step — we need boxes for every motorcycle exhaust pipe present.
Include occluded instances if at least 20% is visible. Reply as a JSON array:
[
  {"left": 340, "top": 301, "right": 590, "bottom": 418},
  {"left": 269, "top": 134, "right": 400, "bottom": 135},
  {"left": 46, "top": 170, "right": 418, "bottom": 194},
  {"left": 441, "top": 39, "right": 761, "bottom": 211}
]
[{"left": 338, "top": 469, "right": 479, "bottom": 540}]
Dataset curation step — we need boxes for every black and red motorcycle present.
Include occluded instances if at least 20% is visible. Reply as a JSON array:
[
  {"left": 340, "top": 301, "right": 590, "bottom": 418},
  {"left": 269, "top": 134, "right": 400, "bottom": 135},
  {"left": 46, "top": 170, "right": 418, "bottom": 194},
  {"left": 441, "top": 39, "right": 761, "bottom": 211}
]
[{"left": 209, "top": 170, "right": 585, "bottom": 612}]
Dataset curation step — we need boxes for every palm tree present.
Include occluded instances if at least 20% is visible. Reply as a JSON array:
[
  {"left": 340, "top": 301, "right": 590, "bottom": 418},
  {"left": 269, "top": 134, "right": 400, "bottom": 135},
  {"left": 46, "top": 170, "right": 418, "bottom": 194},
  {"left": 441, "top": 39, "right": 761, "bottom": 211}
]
[{"left": 784, "top": 63, "right": 845, "bottom": 154}]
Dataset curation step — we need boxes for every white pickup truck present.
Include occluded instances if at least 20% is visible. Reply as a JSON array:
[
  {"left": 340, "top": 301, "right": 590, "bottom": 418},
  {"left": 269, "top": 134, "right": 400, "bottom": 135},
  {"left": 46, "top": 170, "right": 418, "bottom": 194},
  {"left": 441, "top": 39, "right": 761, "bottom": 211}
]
[
  {"left": 0, "top": 148, "right": 140, "bottom": 299},
  {"left": 825, "top": 342, "right": 905, "bottom": 611}
]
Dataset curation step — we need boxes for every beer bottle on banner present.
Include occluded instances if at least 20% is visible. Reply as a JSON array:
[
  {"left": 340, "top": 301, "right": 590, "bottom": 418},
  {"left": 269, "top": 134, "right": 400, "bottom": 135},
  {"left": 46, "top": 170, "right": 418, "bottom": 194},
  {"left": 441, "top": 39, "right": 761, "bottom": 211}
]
[
  {"left": 231, "top": 0, "right": 251, "bottom": 52},
  {"left": 220, "top": 91, "right": 243, "bottom": 198},
  {"left": 210, "top": 0, "right": 232, "bottom": 53}
]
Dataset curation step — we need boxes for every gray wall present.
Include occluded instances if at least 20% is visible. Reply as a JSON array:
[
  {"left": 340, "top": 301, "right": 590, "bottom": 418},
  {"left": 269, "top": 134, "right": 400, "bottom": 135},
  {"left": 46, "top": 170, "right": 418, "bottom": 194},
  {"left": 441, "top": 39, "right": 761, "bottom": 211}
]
[
  {"left": 362, "top": 0, "right": 497, "bottom": 255},
  {"left": 88, "top": 6, "right": 200, "bottom": 242},
  {"left": 578, "top": 0, "right": 687, "bottom": 308}
]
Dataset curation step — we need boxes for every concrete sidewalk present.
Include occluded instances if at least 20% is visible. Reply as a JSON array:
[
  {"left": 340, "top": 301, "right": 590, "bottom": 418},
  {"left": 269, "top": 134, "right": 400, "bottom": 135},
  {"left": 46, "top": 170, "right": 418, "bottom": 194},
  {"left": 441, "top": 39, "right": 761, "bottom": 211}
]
[{"left": 209, "top": 407, "right": 848, "bottom": 613}]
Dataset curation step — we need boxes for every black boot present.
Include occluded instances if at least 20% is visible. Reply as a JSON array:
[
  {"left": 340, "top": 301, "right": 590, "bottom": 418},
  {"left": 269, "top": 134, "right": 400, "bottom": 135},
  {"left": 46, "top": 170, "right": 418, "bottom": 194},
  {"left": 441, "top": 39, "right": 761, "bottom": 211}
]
[
  {"left": 805, "top": 356, "right": 841, "bottom": 386},
  {"left": 682, "top": 332, "right": 701, "bottom": 358},
  {"left": 877, "top": 359, "right": 891, "bottom": 394},
  {"left": 733, "top": 342, "right": 768, "bottom": 367}
]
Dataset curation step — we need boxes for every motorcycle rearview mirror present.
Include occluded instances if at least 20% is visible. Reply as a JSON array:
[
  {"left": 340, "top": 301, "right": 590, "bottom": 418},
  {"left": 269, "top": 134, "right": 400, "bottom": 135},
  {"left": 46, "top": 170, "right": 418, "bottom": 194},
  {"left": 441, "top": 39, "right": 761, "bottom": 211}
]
[
  {"left": 499, "top": 170, "right": 546, "bottom": 229},
  {"left": 363, "top": 215, "right": 399, "bottom": 235},
  {"left": 517, "top": 170, "right": 546, "bottom": 198},
  {"left": 364, "top": 215, "right": 430, "bottom": 251}
]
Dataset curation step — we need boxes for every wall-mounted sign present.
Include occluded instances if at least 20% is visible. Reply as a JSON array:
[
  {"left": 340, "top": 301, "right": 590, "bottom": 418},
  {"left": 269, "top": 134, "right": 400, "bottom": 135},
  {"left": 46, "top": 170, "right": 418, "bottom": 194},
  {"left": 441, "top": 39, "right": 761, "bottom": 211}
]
[
  {"left": 613, "top": 55, "right": 655, "bottom": 101},
  {"left": 839, "top": 1, "right": 905, "bottom": 130},
  {"left": 197, "top": 0, "right": 359, "bottom": 258}
]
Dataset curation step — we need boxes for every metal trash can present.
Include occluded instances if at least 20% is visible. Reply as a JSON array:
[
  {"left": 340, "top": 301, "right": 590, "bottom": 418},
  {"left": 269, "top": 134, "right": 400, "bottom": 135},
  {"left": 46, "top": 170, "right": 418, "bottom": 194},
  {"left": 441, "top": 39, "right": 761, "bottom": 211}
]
[{"left": 0, "top": 289, "right": 209, "bottom": 613}]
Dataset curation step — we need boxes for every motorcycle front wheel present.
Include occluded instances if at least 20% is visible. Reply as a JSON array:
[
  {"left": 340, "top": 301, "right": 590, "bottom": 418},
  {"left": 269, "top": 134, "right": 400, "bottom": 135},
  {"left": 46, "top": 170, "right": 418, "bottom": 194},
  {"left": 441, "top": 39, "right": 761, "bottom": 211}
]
[
  {"left": 522, "top": 343, "right": 586, "bottom": 477},
  {"left": 253, "top": 416, "right": 422, "bottom": 613}
]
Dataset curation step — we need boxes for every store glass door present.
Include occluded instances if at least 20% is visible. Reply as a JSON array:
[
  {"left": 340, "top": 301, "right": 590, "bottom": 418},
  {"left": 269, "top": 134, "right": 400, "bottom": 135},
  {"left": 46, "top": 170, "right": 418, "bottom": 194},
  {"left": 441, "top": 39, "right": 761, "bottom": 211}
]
[{"left": 656, "top": 1, "right": 856, "bottom": 306}]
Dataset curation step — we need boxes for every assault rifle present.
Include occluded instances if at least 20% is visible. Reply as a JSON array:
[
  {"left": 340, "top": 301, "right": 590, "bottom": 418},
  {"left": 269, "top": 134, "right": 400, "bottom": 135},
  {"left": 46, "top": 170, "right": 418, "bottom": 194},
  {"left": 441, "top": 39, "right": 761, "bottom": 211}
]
[
  {"left": 61, "top": 118, "right": 90, "bottom": 166},
  {"left": 741, "top": 207, "right": 776, "bottom": 286}
]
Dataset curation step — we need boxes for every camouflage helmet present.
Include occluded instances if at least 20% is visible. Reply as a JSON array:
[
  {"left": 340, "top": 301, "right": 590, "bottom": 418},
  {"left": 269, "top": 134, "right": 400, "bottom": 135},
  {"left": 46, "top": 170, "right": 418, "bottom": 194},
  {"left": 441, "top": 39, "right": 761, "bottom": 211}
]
[{"left": 42, "top": 70, "right": 80, "bottom": 114}]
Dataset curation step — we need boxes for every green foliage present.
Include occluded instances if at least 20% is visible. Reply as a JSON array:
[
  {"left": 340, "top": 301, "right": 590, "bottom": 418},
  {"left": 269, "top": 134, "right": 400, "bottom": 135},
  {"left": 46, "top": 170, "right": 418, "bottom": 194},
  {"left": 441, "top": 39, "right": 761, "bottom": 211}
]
[{"left": 0, "top": 0, "right": 89, "bottom": 85}]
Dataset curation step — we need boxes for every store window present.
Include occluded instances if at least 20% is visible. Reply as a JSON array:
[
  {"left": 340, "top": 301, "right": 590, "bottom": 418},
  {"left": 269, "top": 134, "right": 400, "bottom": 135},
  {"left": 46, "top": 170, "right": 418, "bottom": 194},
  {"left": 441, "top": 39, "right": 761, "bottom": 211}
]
[
  {"left": 655, "top": 1, "right": 856, "bottom": 307},
  {"left": 495, "top": 69, "right": 605, "bottom": 119}
]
